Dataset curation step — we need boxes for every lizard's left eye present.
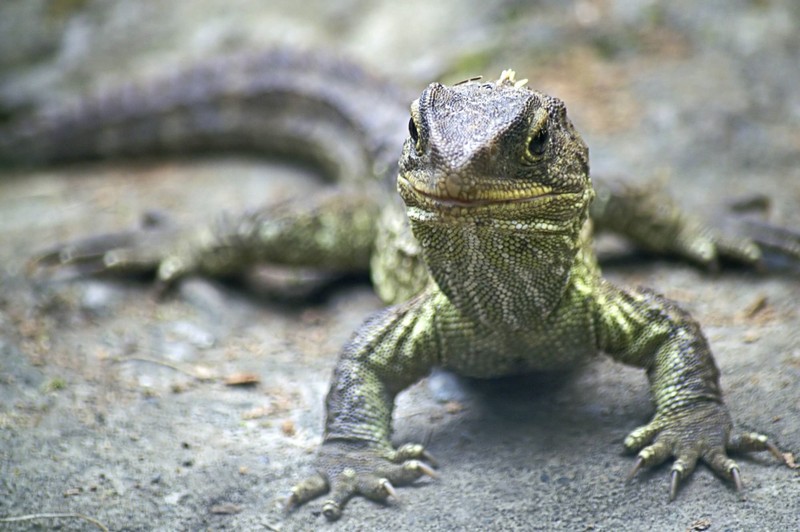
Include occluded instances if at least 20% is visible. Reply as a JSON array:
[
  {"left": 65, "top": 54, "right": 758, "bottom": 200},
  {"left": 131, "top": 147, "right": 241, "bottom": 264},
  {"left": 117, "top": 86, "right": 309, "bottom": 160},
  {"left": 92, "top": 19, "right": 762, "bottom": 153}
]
[
  {"left": 527, "top": 127, "right": 549, "bottom": 157},
  {"left": 408, "top": 117, "right": 419, "bottom": 144}
]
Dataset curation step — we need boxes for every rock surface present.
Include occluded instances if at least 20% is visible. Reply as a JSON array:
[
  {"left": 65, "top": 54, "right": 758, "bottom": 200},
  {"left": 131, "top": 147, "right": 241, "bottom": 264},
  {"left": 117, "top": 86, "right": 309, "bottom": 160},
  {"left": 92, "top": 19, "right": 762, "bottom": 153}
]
[{"left": 1, "top": 1, "right": 798, "bottom": 530}]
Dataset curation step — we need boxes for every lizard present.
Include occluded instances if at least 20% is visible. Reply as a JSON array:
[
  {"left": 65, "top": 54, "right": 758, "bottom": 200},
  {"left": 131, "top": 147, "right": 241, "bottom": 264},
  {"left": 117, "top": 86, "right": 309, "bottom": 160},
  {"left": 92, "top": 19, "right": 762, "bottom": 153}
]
[{"left": 0, "top": 49, "right": 792, "bottom": 521}]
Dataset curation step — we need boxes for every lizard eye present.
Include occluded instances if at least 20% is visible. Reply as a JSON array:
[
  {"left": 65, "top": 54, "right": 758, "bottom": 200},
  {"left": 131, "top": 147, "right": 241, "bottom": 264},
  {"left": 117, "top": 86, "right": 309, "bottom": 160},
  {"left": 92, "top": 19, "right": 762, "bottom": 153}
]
[
  {"left": 527, "top": 127, "right": 549, "bottom": 157},
  {"left": 408, "top": 117, "right": 419, "bottom": 144}
]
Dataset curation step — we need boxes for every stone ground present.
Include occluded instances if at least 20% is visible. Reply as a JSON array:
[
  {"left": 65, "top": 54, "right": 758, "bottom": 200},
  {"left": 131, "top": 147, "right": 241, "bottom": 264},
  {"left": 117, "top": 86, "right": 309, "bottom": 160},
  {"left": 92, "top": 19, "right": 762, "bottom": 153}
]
[{"left": 0, "top": 1, "right": 798, "bottom": 530}]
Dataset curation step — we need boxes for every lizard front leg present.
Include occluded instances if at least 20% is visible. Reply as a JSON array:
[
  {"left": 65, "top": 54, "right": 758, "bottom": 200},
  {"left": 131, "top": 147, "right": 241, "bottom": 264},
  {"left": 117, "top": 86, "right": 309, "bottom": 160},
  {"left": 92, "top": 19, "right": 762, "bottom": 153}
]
[
  {"left": 289, "top": 288, "right": 441, "bottom": 521},
  {"left": 591, "top": 177, "right": 762, "bottom": 267},
  {"left": 593, "top": 280, "right": 786, "bottom": 499}
]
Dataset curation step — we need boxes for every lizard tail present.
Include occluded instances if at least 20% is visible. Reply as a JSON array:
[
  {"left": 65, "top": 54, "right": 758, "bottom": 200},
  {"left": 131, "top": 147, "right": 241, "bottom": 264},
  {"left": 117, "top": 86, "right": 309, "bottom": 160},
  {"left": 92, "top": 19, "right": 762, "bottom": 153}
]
[{"left": 0, "top": 48, "right": 408, "bottom": 182}]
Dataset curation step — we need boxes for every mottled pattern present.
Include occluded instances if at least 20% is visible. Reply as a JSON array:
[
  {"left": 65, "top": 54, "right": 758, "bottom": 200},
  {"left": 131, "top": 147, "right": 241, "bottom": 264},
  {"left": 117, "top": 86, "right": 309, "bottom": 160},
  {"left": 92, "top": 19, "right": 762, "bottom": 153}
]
[
  {"left": 2, "top": 51, "right": 787, "bottom": 522},
  {"left": 292, "top": 73, "right": 785, "bottom": 520},
  {"left": 0, "top": 48, "right": 409, "bottom": 184}
]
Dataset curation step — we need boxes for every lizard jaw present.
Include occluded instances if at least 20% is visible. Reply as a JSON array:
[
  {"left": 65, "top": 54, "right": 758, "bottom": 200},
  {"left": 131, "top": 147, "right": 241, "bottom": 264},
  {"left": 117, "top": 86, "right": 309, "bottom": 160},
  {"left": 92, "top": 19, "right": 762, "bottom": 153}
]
[{"left": 397, "top": 175, "right": 559, "bottom": 210}]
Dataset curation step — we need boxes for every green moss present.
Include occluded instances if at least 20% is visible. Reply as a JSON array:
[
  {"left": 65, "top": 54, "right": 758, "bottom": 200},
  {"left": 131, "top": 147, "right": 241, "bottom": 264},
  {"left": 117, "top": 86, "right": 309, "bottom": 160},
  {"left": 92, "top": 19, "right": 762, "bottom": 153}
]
[
  {"left": 46, "top": 0, "right": 92, "bottom": 20},
  {"left": 42, "top": 377, "right": 67, "bottom": 392}
]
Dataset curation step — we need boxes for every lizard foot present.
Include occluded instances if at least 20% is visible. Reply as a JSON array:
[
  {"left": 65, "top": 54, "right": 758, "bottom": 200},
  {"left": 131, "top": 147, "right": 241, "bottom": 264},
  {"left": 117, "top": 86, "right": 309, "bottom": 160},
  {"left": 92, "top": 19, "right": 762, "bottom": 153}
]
[
  {"left": 623, "top": 402, "right": 787, "bottom": 500},
  {"left": 27, "top": 211, "right": 184, "bottom": 279},
  {"left": 286, "top": 440, "right": 437, "bottom": 521},
  {"left": 26, "top": 211, "right": 209, "bottom": 291},
  {"left": 665, "top": 216, "right": 761, "bottom": 269}
]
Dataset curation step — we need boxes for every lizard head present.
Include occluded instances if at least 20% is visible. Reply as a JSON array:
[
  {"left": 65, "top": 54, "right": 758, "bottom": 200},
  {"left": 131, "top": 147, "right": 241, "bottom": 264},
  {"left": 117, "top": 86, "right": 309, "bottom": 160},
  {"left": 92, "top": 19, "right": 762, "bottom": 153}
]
[
  {"left": 398, "top": 71, "right": 592, "bottom": 230},
  {"left": 396, "top": 72, "right": 595, "bottom": 323}
]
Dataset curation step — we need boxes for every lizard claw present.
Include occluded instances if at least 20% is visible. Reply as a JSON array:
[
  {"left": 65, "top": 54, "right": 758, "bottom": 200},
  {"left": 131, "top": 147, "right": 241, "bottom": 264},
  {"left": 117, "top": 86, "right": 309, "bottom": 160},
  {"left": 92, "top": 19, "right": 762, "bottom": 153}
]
[
  {"left": 739, "top": 219, "right": 800, "bottom": 269},
  {"left": 284, "top": 492, "right": 298, "bottom": 513},
  {"left": 421, "top": 449, "right": 439, "bottom": 468},
  {"left": 289, "top": 439, "right": 437, "bottom": 521},
  {"left": 408, "top": 459, "right": 438, "bottom": 479},
  {"left": 669, "top": 470, "right": 681, "bottom": 502},
  {"left": 625, "top": 456, "right": 645, "bottom": 483},
  {"left": 380, "top": 478, "right": 398, "bottom": 499},
  {"left": 765, "top": 441, "right": 787, "bottom": 464},
  {"left": 731, "top": 466, "right": 743, "bottom": 494},
  {"left": 622, "top": 403, "right": 785, "bottom": 501}
]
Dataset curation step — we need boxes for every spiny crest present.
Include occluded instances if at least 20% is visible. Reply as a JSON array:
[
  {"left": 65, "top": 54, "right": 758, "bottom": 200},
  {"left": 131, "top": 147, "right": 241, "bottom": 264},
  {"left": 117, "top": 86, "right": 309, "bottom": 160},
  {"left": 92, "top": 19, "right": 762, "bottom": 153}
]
[{"left": 497, "top": 69, "right": 529, "bottom": 89}]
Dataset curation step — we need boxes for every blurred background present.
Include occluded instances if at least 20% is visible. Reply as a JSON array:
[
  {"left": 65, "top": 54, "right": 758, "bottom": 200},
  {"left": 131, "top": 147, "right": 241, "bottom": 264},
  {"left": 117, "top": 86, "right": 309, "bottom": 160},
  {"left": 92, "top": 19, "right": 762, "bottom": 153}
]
[
  {"left": 0, "top": 1, "right": 797, "bottom": 531},
  {"left": 2, "top": 0, "right": 799, "bottom": 193}
]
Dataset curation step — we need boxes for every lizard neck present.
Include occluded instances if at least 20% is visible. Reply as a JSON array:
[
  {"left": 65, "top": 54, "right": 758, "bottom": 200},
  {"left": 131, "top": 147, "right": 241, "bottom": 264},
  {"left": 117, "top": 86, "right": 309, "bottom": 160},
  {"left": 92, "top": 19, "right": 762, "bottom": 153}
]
[{"left": 405, "top": 189, "right": 593, "bottom": 330}]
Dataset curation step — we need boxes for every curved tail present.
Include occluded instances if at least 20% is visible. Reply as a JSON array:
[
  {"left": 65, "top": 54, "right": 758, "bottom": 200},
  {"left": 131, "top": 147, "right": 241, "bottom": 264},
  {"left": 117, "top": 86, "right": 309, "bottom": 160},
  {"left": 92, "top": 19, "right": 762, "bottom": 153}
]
[{"left": 0, "top": 48, "right": 410, "bottom": 182}]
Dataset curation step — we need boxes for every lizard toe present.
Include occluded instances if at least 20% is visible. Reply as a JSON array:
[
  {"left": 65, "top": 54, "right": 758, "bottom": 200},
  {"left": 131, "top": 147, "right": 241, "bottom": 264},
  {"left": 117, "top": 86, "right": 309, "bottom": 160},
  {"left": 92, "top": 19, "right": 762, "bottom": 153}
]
[
  {"left": 286, "top": 472, "right": 328, "bottom": 512},
  {"left": 321, "top": 468, "right": 359, "bottom": 521},
  {"left": 669, "top": 449, "right": 699, "bottom": 501},
  {"left": 631, "top": 439, "right": 673, "bottom": 474},
  {"left": 390, "top": 443, "right": 439, "bottom": 467},
  {"left": 358, "top": 476, "right": 398, "bottom": 503},
  {"left": 623, "top": 419, "right": 665, "bottom": 454},
  {"left": 703, "top": 447, "right": 740, "bottom": 483},
  {"left": 728, "top": 430, "right": 787, "bottom": 463}
]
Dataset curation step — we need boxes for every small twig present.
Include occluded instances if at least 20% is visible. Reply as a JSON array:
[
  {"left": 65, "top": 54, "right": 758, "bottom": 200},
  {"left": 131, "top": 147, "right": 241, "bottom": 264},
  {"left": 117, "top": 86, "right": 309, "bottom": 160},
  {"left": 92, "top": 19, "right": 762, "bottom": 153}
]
[
  {"left": 0, "top": 512, "right": 109, "bottom": 531},
  {"left": 111, "top": 355, "right": 209, "bottom": 380}
]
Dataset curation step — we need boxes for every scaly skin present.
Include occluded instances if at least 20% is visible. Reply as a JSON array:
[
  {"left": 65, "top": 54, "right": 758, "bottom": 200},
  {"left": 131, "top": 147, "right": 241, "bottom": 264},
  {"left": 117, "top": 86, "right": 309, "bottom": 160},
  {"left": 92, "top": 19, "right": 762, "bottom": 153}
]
[
  {"left": 288, "top": 72, "right": 785, "bottom": 520},
  {"left": 2, "top": 52, "right": 789, "bottom": 521}
]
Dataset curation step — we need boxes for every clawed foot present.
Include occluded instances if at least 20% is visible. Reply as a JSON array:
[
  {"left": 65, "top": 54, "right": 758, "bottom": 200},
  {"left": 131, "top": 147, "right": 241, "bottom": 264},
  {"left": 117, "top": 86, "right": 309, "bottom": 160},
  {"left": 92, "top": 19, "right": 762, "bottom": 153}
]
[
  {"left": 737, "top": 219, "right": 800, "bottom": 270},
  {"left": 28, "top": 211, "right": 178, "bottom": 277},
  {"left": 27, "top": 211, "right": 202, "bottom": 289},
  {"left": 650, "top": 208, "right": 766, "bottom": 269},
  {"left": 624, "top": 402, "right": 788, "bottom": 500},
  {"left": 286, "top": 440, "right": 437, "bottom": 521}
]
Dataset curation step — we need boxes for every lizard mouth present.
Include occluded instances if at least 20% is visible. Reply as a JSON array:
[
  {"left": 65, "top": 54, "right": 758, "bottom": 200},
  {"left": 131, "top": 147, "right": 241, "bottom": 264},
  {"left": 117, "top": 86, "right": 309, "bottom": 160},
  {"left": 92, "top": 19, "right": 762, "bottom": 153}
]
[{"left": 397, "top": 175, "right": 561, "bottom": 209}]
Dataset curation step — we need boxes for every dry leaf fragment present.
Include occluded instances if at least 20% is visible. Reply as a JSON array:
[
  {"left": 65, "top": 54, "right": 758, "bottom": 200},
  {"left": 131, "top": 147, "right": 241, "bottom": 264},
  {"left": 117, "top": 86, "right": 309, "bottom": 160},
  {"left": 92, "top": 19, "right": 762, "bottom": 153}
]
[
  {"left": 210, "top": 503, "right": 242, "bottom": 515},
  {"left": 743, "top": 294, "right": 768, "bottom": 319},
  {"left": 224, "top": 372, "right": 260, "bottom": 386},
  {"left": 687, "top": 518, "right": 711, "bottom": 532},
  {"left": 742, "top": 330, "right": 761, "bottom": 343},
  {"left": 242, "top": 406, "right": 272, "bottom": 420},
  {"left": 444, "top": 401, "right": 465, "bottom": 414},
  {"left": 281, "top": 419, "right": 296, "bottom": 436},
  {"left": 784, "top": 452, "right": 798, "bottom": 469}
]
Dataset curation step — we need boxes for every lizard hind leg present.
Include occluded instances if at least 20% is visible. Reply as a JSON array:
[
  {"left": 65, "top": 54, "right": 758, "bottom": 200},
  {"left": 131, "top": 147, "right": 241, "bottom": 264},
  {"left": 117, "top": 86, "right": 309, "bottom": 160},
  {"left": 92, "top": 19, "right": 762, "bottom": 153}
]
[
  {"left": 189, "top": 186, "right": 383, "bottom": 280},
  {"left": 28, "top": 210, "right": 181, "bottom": 280},
  {"left": 29, "top": 186, "right": 383, "bottom": 290},
  {"left": 219, "top": 186, "right": 380, "bottom": 272}
]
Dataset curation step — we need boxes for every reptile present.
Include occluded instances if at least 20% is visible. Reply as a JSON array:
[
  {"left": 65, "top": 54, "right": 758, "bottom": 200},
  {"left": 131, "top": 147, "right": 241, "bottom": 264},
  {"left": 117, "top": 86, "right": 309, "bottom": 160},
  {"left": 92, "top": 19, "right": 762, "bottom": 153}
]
[{"left": 0, "top": 49, "right": 792, "bottom": 521}]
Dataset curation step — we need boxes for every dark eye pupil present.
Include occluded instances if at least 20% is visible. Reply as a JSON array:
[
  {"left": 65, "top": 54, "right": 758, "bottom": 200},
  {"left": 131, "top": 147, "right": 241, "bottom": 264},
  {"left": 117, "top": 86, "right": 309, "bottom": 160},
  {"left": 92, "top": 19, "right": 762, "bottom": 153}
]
[
  {"left": 408, "top": 117, "right": 419, "bottom": 143},
  {"left": 528, "top": 128, "right": 548, "bottom": 156}
]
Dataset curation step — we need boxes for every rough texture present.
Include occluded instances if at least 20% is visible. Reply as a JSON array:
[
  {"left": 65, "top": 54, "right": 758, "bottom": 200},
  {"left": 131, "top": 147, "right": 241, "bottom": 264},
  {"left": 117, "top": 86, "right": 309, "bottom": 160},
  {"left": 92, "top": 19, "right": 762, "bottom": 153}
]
[
  {"left": 285, "top": 73, "right": 786, "bottom": 519},
  {"left": 1, "top": 50, "right": 792, "bottom": 523},
  {"left": 1, "top": 1, "right": 798, "bottom": 531}
]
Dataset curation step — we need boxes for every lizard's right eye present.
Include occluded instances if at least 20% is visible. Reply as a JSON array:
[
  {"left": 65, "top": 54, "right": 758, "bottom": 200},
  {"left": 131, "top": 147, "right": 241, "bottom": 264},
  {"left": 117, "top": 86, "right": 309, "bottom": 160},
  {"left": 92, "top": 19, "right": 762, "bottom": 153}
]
[
  {"left": 527, "top": 127, "right": 548, "bottom": 157},
  {"left": 408, "top": 117, "right": 419, "bottom": 144}
]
